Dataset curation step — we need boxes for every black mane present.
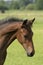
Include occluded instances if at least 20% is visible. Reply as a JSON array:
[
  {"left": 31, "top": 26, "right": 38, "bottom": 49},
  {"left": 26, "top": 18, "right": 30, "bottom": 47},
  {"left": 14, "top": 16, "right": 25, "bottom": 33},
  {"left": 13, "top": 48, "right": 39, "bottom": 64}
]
[{"left": 0, "top": 17, "right": 23, "bottom": 25}]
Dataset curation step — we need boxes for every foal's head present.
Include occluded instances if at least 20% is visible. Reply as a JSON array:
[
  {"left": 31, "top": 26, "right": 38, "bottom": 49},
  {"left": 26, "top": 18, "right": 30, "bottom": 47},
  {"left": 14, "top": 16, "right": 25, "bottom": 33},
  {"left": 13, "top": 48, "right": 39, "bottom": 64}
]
[{"left": 16, "top": 18, "right": 35, "bottom": 57}]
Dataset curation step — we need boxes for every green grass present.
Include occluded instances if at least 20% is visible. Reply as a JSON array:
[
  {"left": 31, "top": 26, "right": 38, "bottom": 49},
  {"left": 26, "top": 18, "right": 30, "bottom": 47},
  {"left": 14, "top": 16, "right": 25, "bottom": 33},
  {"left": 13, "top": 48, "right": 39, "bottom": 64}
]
[{"left": 0, "top": 10, "right": 43, "bottom": 65}]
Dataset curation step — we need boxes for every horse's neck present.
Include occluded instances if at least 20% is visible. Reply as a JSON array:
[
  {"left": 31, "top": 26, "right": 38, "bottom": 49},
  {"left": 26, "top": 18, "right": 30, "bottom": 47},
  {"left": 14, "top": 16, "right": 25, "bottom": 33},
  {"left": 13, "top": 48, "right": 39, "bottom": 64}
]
[
  {"left": 0, "top": 22, "right": 22, "bottom": 37},
  {"left": 0, "top": 22, "right": 22, "bottom": 50}
]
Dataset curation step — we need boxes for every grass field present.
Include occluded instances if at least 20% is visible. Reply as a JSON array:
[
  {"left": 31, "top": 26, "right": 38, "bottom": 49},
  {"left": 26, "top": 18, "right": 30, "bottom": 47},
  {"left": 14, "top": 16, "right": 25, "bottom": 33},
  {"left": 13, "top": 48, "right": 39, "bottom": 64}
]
[{"left": 0, "top": 10, "right": 43, "bottom": 65}]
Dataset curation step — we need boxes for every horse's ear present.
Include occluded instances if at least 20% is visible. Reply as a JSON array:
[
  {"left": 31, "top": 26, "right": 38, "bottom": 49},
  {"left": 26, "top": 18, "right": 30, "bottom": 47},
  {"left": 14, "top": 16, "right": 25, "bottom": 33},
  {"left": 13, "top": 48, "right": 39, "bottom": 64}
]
[
  {"left": 30, "top": 18, "right": 35, "bottom": 26},
  {"left": 23, "top": 19, "right": 28, "bottom": 25},
  {"left": 32, "top": 18, "right": 35, "bottom": 24}
]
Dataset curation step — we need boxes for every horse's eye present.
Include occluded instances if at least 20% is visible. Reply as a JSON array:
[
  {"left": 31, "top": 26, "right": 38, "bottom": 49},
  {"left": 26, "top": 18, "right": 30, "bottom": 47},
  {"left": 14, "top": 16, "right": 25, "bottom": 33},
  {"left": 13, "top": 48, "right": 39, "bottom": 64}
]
[{"left": 24, "top": 35, "right": 28, "bottom": 38}]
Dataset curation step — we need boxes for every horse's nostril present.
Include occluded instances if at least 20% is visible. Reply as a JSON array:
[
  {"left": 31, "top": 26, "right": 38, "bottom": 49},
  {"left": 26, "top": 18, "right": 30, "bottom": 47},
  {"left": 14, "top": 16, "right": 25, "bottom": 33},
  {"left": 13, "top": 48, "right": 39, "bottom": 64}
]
[
  {"left": 27, "top": 52, "right": 34, "bottom": 57},
  {"left": 30, "top": 52, "right": 34, "bottom": 56}
]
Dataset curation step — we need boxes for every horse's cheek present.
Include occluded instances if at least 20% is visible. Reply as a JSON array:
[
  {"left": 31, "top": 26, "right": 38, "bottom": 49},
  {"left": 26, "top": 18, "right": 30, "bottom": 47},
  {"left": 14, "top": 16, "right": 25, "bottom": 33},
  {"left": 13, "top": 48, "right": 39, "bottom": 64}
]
[
  {"left": 17, "top": 34, "right": 24, "bottom": 43},
  {"left": 17, "top": 34, "right": 22, "bottom": 42}
]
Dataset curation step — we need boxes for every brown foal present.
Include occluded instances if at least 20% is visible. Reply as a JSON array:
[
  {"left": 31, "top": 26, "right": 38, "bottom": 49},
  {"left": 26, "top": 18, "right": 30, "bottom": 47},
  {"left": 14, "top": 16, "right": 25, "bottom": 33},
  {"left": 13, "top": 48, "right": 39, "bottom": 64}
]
[{"left": 0, "top": 18, "right": 35, "bottom": 65}]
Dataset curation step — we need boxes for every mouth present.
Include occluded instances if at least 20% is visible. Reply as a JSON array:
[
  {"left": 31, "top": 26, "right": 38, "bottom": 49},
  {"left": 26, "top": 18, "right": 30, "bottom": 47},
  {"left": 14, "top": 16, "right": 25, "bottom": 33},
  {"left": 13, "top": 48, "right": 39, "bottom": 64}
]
[
  {"left": 26, "top": 46, "right": 35, "bottom": 57},
  {"left": 27, "top": 51, "right": 35, "bottom": 57},
  {"left": 27, "top": 53, "right": 34, "bottom": 57}
]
